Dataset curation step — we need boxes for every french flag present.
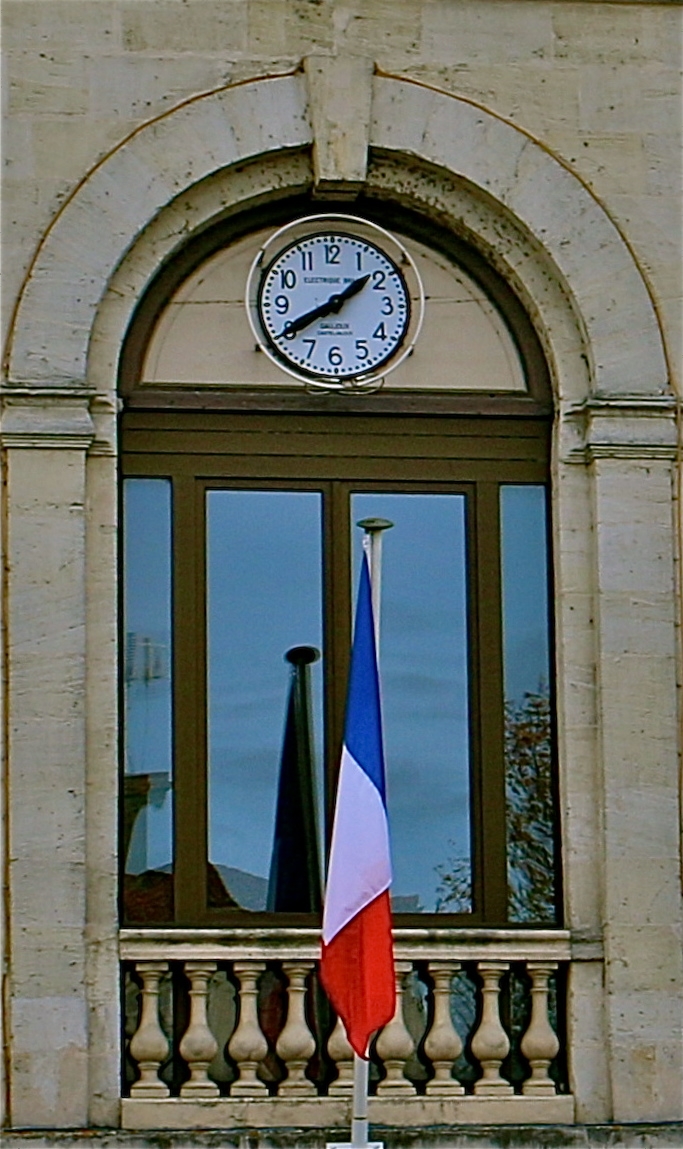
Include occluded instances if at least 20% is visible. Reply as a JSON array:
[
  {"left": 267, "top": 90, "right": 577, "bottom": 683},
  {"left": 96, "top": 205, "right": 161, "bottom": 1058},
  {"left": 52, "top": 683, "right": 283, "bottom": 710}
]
[{"left": 320, "top": 552, "right": 395, "bottom": 1058}]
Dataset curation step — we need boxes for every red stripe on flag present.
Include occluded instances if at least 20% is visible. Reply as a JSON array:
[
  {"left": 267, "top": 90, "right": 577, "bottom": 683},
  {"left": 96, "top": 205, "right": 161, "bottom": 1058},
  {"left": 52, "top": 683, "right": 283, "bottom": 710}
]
[{"left": 320, "top": 889, "right": 395, "bottom": 1058}]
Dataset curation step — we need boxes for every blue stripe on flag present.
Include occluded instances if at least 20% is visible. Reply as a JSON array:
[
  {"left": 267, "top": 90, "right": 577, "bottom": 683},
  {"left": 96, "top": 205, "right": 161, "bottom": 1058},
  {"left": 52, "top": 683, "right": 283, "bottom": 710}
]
[{"left": 344, "top": 553, "right": 387, "bottom": 805}]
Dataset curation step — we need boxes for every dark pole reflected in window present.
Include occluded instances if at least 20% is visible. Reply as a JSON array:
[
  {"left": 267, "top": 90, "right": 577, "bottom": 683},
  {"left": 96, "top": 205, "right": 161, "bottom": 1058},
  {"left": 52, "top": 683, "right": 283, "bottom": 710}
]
[
  {"left": 500, "top": 485, "right": 557, "bottom": 923},
  {"left": 122, "top": 478, "right": 174, "bottom": 922},
  {"left": 352, "top": 493, "right": 472, "bottom": 914},
  {"left": 206, "top": 490, "right": 324, "bottom": 912},
  {"left": 267, "top": 645, "right": 322, "bottom": 913}
]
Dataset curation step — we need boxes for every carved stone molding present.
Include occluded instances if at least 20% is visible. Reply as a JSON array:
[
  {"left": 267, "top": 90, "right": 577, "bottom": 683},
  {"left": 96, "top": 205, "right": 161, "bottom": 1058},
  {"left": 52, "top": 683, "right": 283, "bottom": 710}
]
[
  {"left": 0, "top": 390, "right": 95, "bottom": 450},
  {"left": 560, "top": 395, "right": 678, "bottom": 463}
]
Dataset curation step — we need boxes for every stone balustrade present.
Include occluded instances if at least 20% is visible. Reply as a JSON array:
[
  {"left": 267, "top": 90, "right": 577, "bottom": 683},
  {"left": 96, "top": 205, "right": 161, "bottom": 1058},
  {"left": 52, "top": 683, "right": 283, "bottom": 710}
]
[{"left": 120, "top": 928, "right": 576, "bottom": 1129}]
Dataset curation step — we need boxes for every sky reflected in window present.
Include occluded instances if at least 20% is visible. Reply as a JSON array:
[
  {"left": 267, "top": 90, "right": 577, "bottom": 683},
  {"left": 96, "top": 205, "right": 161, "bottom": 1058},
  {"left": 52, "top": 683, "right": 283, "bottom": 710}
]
[
  {"left": 352, "top": 493, "right": 471, "bottom": 913},
  {"left": 501, "top": 485, "right": 550, "bottom": 706},
  {"left": 123, "top": 478, "right": 174, "bottom": 882},
  {"left": 206, "top": 489, "right": 324, "bottom": 911}
]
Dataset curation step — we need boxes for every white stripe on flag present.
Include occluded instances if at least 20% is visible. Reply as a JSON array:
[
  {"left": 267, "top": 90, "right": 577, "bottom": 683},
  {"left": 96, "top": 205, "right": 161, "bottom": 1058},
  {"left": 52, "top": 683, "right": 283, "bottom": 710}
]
[{"left": 322, "top": 745, "right": 392, "bottom": 945}]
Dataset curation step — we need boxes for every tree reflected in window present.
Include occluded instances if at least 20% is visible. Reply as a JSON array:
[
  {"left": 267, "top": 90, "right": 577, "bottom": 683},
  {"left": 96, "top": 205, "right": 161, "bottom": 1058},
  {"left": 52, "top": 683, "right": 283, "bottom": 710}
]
[{"left": 506, "top": 686, "right": 555, "bottom": 922}]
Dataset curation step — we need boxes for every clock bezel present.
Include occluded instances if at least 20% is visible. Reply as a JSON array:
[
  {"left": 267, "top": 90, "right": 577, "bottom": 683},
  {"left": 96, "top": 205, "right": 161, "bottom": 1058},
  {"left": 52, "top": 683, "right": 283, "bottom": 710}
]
[{"left": 246, "top": 214, "right": 425, "bottom": 390}]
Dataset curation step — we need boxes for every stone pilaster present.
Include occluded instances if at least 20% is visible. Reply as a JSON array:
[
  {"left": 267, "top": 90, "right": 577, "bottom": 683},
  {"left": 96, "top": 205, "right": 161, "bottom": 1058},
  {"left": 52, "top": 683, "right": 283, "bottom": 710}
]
[
  {"left": 1, "top": 389, "right": 94, "bottom": 1126},
  {"left": 563, "top": 395, "right": 683, "bottom": 1122}
]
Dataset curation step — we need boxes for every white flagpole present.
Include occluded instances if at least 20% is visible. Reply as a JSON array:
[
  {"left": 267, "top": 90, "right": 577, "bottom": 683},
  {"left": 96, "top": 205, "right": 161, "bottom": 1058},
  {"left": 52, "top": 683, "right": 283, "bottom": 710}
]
[
  {"left": 358, "top": 517, "right": 393, "bottom": 657},
  {"left": 351, "top": 1053, "right": 370, "bottom": 1149}
]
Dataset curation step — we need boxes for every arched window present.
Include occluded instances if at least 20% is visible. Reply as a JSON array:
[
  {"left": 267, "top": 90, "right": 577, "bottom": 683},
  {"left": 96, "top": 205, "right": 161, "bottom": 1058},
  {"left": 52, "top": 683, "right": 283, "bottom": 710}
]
[{"left": 119, "top": 201, "right": 558, "bottom": 930}]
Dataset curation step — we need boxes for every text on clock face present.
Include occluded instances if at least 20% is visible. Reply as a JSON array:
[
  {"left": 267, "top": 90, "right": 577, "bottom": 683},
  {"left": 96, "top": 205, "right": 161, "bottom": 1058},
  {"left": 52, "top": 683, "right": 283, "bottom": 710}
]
[{"left": 258, "top": 233, "right": 410, "bottom": 379}]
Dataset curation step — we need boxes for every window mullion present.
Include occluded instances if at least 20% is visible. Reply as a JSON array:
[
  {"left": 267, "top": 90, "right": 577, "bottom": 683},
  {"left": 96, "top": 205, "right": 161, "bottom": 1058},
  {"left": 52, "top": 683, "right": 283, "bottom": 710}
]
[
  {"left": 172, "top": 473, "right": 207, "bottom": 924},
  {"left": 323, "top": 481, "right": 351, "bottom": 849},
  {"left": 475, "top": 480, "right": 508, "bottom": 923}
]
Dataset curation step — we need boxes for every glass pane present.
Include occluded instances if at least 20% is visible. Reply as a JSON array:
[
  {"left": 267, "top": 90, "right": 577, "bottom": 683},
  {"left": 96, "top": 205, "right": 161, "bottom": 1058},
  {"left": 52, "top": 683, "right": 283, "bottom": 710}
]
[
  {"left": 207, "top": 490, "right": 323, "bottom": 913},
  {"left": 122, "top": 478, "right": 174, "bottom": 922},
  {"left": 500, "top": 485, "right": 557, "bottom": 923},
  {"left": 352, "top": 493, "right": 472, "bottom": 914}
]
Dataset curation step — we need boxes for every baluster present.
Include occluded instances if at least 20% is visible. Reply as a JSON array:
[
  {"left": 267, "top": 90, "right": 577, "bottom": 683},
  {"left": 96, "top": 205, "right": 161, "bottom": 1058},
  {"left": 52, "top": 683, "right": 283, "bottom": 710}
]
[
  {"left": 471, "top": 961, "right": 513, "bottom": 1095},
  {"left": 129, "top": 961, "right": 170, "bottom": 1097},
  {"left": 376, "top": 961, "right": 416, "bottom": 1095},
  {"left": 276, "top": 961, "right": 316, "bottom": 1096},
  {"left": 521, "top": 962, "right": 560, "bottom": 1095},
  {"left": 424, "top": 961, "right": 465, "bottom": 1096},
  {"left": 228, "top": 961, "right": 268, "bottom": 1096},
  {"left": 327, "top": 1015, "right": 354, "bottom": 1095},
  {"left": 179, "top": 961, "right": 220, "bottom": 1097}
]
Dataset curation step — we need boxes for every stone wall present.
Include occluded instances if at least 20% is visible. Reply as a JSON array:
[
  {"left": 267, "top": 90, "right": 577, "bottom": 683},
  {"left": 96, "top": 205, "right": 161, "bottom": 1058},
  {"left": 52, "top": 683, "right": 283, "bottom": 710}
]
[{"left": 1, "top": 0, "right": 681, "bottom": 1136}]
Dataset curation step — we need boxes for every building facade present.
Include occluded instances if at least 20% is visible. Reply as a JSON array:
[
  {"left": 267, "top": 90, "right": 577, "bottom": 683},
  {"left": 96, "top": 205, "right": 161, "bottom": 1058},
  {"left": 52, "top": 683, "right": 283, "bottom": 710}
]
[{"left": 2, "top": 1, "right": 682, "bottom": 1144}]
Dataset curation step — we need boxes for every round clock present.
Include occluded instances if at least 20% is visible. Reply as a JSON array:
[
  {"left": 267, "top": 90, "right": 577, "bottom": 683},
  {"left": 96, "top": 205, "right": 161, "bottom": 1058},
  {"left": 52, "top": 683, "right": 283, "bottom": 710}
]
[{"left": 246, "top": 215, "right": 424, "bottom": 390}]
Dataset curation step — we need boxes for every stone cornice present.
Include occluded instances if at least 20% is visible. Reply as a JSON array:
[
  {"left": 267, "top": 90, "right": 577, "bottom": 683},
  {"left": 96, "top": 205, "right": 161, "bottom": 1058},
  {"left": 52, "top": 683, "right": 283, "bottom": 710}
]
[
  {"left": 561, "top": 394, "right": 679, "bottom": 463},
  {"left": 566, "top": 395, "right": 677, "bottom": 415},
  {"left": 0, "top": 388, "right": 115, "bottom": 452}
]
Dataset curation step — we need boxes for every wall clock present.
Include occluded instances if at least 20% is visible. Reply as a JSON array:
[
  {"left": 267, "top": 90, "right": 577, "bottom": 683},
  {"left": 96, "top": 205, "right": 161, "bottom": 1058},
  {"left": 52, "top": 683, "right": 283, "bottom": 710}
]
[{"left": 246, "top": 215, "right": 424, "bottom": 391}]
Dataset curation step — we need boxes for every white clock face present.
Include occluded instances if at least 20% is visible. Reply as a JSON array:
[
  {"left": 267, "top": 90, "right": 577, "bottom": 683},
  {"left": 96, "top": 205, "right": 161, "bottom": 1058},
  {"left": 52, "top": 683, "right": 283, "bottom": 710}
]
[{"left": 256, "top": 231, "right": 410, "bottom": 381}]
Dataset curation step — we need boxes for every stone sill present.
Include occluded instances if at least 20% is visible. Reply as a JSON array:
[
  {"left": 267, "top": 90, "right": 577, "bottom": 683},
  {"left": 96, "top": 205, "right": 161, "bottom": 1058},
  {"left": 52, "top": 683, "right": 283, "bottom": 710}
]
[{"left": 121, "top": 1094, "right": 576, "bottom": 1129}]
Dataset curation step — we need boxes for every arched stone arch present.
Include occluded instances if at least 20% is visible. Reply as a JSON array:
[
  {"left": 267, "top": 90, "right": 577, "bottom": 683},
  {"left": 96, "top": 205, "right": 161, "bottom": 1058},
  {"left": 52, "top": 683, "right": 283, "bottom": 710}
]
[
  {"left": 371, "top": 75, "right": 670, "bottom": 398},
  {"left": 4, "top": 72, "right": 312, "bottom": 388},
  {"left": 3, "top": 69, "right": 670, "bottom": 405}
]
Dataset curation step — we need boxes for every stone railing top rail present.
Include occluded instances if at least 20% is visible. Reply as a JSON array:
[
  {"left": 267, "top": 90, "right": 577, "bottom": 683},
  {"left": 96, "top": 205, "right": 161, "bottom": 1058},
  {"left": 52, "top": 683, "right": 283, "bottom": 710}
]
[{"left": 119, "top": 926, "right": 573, "bottom": 964}]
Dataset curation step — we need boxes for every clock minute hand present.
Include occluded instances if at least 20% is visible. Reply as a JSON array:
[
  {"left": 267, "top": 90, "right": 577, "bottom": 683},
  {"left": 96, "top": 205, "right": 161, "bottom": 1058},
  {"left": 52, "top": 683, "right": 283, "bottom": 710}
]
[
  {"left": 333, "top": 273, "right": 371, "bottom": 307},
  {"left": 279, "top": 274, "right": 370, "bottom": 338}
]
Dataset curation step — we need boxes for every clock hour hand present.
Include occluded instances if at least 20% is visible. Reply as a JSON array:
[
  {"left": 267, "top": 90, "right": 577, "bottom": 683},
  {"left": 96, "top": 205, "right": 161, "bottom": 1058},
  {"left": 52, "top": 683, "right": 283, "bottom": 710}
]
[{"left": 278, "top": 274, "right": 370, "bottom": 338}]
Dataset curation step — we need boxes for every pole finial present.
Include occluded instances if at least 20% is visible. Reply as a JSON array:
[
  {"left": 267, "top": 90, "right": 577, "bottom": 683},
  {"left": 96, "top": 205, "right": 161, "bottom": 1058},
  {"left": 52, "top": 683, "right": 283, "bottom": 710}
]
[{"left": 285, "top": 645, "right": 321, "bottom": 666}]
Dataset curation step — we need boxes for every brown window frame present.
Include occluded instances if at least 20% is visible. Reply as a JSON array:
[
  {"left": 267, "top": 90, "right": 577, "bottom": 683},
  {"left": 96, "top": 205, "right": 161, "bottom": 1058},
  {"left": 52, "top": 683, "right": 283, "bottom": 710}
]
[{"left": 121, "top": 408, "right": 557, "bottom": 929}]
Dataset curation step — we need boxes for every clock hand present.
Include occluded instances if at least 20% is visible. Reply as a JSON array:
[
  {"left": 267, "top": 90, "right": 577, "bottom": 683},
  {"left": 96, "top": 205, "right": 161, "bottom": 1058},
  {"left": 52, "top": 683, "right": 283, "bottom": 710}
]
[
  {"left": 333, "top": 273, "right": 371, "bottom": 307},
  {"left": 278, "top": 274, "right": 370, "bottom": 338}
]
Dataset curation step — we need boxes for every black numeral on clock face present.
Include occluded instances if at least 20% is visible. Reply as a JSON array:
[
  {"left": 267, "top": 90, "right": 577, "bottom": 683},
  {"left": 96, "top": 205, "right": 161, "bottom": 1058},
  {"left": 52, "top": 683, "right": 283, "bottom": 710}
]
[
  {"left": 280, "top": 269, "right": 296, "bottom": 289},
  {"left": 373, "top": 322, "right": 388, "bottom": 340},
  {"left": 325, "top": 244, "right": 341, "bottom": 265},
  {"left": 275, "top": 295, "right": 289, "bottom": 314},
  {"left": 301, "top": 250, "right": 313, "bottom": 271}
]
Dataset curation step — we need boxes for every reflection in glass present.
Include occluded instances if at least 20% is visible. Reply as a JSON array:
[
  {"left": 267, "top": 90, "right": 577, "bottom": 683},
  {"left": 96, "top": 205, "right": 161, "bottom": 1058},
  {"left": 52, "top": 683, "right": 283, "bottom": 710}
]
[
  {"left": 500, "top": 485, "right": 556, "bottom": 923},
  {"left": 123, "top": 478, "right": 174, "bottom": 922},
  {"left": 352, "top": 493, "right": 471, "bottom": 913},
  {"left": 267, "top": 646, "right": 322, "bottom": 913},
  {"left": 207, "top": 490, "right": 323, "bottom": 912}
]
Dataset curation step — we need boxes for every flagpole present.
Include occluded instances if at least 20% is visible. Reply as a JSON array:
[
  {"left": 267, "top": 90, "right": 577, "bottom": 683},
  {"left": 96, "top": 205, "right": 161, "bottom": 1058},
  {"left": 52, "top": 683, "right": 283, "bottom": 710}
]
[
  {"left": 357, "top": 517, "right": 393, "bottom": 656},
  {"left": 353, "top": 517, "right": 393, "bottom": 1149},
  {"left": 324, "top": 519, "right": 393, "bottom": 1149},
  {"left": 352, "top": 1053, "right": 370, "bottom": 1149}
]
